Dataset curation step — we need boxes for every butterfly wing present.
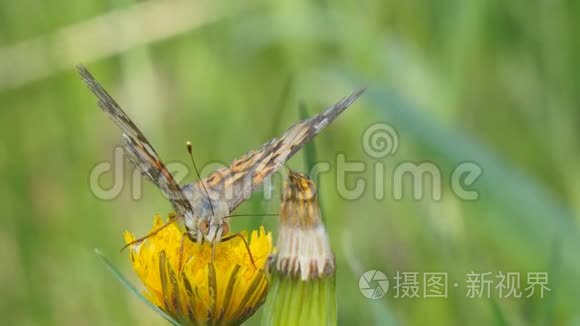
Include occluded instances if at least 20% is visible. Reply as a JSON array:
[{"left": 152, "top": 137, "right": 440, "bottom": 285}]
[
  {"left": 183, "top": 88, "right": 365, "bottom": 213},
  {"left": 77, "top": 65, "right": 194, "bottom": 220}
]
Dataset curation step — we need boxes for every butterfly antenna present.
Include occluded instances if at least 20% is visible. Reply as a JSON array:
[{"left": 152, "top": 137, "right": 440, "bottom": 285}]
[
  {"left": 186, "top": 141, "right": 215, "bottom": 217},
  {"left": 121, "top": 215, "right": 181, "bottom": 251},
  {"left": 227, "top": 213, "right": 279, "bottom": 218}
]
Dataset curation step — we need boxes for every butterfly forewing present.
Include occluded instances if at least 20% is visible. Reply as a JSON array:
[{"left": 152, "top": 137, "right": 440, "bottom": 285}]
[
  {"left": 77, "top": 65, "right": 195, "bottom": 221},
  {"left": 186, "top": 88, "right": 366, "bottom": 213}
]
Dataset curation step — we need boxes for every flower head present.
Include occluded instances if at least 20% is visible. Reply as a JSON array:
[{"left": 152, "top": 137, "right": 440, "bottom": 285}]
[
  {"left": 276, "top": 169, "right": 335, "bottom": 280},
  {"left": 124, "top": 215, "right": 272, "bottom": 325},
  {"left": 262, "top": 169, "right": 337, "bottom": 325}
]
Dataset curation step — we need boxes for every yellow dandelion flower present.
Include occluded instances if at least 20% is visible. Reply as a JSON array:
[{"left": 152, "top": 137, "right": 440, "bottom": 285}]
[{"left": 124, "top": 215, "right": 272, "bottom": 326}]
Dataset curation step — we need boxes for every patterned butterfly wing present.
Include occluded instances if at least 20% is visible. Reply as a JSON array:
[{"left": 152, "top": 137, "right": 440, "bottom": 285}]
[
  {"left": 77, "top": 65, "right": 194, "bottom": 221},
  {"left": 184, "top": 88, "right": 365, "bottom": 213}
]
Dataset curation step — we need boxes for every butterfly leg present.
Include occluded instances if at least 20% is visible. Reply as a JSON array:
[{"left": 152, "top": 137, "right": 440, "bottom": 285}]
[
  {"left": 120, "top": 215, "right": 181, "bottom": 252},
  {"left": 221, "top": 233, "right": 257, "bottom": 269}
]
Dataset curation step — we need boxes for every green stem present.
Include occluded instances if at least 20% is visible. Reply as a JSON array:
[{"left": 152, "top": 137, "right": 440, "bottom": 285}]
[{"left": 261, "top": 271, "right": 336, "bottom": 326}]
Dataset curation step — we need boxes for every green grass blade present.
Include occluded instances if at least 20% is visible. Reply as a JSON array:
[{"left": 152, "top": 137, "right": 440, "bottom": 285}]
[
  {"left": 298, "top": 100, "right": 318, "bottom": 175},
  {"left": 94, "top": 249, "right": 182, "bottom": 326},
  {"left": 365, "top": 87, "right": 580, "bottom": 273},
  {"left": 489, "top": 298, "right": 509, "bottom": 326},
  {"left": 369, "top": 301, "right": 398, "bottom": 326},
  {"left": 269, "top": 75, "right": 294, "bottom": 137},
  {"left": 298, "top": 100, "right": 326, "bottom": 221}
]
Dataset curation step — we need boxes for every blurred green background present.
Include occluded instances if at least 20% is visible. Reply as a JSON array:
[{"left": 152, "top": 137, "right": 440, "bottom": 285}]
[{"left": 1, "top": 0, "right": 579, "bottom": 325}]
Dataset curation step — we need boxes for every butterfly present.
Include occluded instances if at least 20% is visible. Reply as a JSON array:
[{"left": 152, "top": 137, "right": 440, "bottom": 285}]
[{"left": 77, "top": 64, "right": 364, "bottom": 247}]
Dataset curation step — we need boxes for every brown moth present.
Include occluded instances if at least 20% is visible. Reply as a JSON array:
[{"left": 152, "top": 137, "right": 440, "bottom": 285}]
[{"left": 77, "top": 64, "right": 364, "bottom": 246}]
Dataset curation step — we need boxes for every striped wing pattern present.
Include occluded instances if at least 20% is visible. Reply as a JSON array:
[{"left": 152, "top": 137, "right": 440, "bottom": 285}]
[
  {"left": 187, "top": 88, "right": 366, "bottom": 212},
  {"left": 77, "top": 65, "right": 194, "bottom": 221}
]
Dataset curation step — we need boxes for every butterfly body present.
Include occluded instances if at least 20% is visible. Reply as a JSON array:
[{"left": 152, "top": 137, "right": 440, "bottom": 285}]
[
  {"left": 77, "top": 64, "right": 364, "bottom": 245},
  {"left": 183, "top": 183, "right": 230, "bottom": 242}
]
